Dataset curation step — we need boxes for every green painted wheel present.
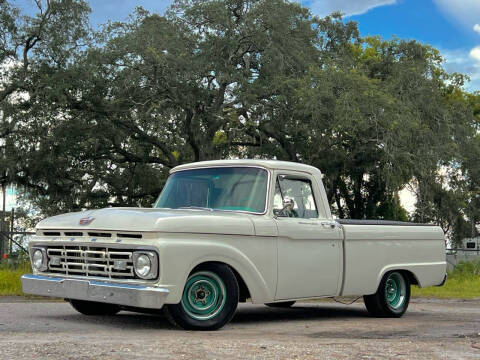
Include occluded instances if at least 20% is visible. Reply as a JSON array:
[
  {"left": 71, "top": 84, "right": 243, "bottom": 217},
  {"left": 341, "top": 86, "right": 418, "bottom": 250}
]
[
  {"left": 364, "top": 271, "right": 411, "bottom": 318},
  {"left": 181, "top": 271, "right": 227, "bottom": 321},
  {"left": 384, "top": 272, "right": 406, "bottom": 310},
  {"left": 164, "top": 263, "right": 239, "bottom": 330}
]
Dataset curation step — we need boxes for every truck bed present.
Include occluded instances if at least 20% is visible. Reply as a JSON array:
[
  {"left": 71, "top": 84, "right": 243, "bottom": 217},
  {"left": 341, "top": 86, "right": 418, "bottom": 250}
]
[{"left": 337, "top": 221, "right": 446, "bottom": 296}]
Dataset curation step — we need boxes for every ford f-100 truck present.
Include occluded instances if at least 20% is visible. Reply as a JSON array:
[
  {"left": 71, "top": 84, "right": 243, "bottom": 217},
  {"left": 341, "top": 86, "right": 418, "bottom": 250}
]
[{"left": 22, "top": 160, "right": 446, "bottom": 330}]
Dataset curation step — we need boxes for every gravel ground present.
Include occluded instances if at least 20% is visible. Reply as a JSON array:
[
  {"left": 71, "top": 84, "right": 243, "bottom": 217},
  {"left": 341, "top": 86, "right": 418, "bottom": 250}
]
[{"left": 1, "top": 298, "right": 479, "bottom": 359}]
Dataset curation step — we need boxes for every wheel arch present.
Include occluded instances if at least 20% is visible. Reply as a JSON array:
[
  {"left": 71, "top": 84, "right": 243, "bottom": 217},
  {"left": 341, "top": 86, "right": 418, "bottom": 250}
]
[
  {"left": 400, "top": 269, "right": 419, "bottom": 286},
  {"left": 191, "top": 261, "right": 252, "bottom": 302},
  {"left": 184, "top": 257, "right": 271, "bottom": 303},
  {"left": 376, "top": 267, "right": 420, "bottom": 292}
]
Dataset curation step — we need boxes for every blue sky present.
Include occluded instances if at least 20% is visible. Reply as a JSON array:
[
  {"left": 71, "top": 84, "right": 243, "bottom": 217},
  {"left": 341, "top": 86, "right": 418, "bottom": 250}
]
[{"left": 12, "top": 0, "right": 480, "bottom": 91}]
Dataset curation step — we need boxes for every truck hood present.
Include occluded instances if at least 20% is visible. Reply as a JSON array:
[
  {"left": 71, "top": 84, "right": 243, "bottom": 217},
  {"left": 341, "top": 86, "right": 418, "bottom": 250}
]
[{"left": 36, "top": 207, "right": 256, "bottom": 236}]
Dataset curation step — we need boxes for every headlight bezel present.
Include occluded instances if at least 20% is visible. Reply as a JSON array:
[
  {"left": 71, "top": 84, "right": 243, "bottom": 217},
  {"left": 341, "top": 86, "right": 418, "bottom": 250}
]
[
  {"left": 132, "top": 251, "right": 158, "bottom": 280},
  {"left": 31, "top": 247, "right": 48, "bottom": 272}
]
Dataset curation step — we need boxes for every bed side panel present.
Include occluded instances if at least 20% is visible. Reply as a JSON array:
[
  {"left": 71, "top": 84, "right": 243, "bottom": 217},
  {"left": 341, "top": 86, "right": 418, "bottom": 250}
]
[{"left": 341, "top": 225, "right": 446, "bottom": 296}]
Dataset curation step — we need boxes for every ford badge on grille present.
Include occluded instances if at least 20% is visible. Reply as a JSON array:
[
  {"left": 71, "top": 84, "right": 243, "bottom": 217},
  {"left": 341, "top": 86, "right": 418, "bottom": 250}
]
[{"left": 79, "top": 216, "right": 95, "bottom": 225}]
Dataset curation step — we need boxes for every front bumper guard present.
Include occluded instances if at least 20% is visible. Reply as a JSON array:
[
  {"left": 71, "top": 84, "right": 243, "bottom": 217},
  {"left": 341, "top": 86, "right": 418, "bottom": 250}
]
[{"left": 21, "top": 274, "right": 169, "bottom": 309}]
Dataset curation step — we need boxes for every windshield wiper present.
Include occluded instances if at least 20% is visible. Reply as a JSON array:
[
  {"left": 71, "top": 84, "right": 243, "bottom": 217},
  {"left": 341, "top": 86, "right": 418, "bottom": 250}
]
[{"left": 178, "top": 206, "right": 214, "bottom": 211}]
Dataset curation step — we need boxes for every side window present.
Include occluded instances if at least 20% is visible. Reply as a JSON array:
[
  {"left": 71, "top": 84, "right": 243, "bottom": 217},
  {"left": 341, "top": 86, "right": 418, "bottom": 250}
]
[{"left": 273, "top": 176, "right": 318, "bottom": 219}]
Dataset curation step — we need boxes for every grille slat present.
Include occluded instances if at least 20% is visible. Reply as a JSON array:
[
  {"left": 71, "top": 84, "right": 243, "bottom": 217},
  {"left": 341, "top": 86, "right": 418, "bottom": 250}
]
[{"left": 46, "top": 245, "right": 135, "bottom": 279}]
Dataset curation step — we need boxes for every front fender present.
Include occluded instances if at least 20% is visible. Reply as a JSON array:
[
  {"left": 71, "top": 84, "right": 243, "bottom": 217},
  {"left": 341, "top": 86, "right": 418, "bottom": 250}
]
[{"left": 157, "top": 236, "right": 276, "bottom": 304}]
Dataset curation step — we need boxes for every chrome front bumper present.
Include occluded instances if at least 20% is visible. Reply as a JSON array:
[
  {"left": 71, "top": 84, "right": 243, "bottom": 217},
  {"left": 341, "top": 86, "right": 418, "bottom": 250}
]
[{"left": 21, "top": 274, "right": 169, "bottom": 309}]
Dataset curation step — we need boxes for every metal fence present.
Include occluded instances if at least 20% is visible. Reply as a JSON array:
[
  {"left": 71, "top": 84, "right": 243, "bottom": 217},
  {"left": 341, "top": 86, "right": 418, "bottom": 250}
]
[
  {"left": 0, "top": 230, "right": 34, "bottom": 255},
  {"left": 1, "top": 205, "right": 34, "bottom": 261},
  {"left": 446, "top": 248, "right": 480, "bottom": 272}
]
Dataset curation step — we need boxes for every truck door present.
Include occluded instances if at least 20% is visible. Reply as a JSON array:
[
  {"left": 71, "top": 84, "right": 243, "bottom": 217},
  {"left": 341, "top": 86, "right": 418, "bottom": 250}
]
[{"left": 273, "top": 173, "right": 343, "bottom": 300}]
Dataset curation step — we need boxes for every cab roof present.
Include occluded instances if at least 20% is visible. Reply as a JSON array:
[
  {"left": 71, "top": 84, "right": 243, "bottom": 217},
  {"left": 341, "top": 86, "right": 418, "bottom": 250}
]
[{"left": 171, "top": 159, "right": 322, "bottom": 176}]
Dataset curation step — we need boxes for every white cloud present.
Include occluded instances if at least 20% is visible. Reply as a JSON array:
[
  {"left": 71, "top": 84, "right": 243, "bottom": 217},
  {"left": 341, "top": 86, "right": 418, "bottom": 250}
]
[
  {"left": 296, "top": 0, "right": 397, "bottom": 17},
  {"left": 428, "top": 2, "right": 480, "bottom": 91},
  {"left": 470, "top": 46, "right": 480, "bottom": 63},
  {"left": 434, "top": 0, "right": 480, "bottom": 29},
  {"left": 441, "top": 48, "right": 480, "bottom": 91}
]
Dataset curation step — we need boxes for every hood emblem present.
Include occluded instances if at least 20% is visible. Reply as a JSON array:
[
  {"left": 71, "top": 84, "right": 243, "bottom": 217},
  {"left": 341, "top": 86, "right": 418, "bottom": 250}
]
[{"left": 79, "top": 216, "right": 95, "bottom": 226}]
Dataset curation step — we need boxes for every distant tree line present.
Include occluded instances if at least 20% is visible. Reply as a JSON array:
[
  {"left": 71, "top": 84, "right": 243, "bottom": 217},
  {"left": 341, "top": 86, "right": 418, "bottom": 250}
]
[{"left": 0, "top": 0, "right": 478, "bottom": 245}]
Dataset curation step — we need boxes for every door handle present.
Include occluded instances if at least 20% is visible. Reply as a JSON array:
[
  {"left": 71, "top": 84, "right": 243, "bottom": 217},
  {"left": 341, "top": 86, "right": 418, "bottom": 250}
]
[{"left": 320, "top": 221, "right": 337, "bottom": 229}]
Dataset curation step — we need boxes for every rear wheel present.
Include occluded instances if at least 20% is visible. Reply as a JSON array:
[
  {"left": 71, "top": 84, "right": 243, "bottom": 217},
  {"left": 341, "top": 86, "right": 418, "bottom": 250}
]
[
  {"left": 363, "top": 271, "right": 410, "bottom": 317},
  {"left": 68, "top": 299, "right": 121, "bottom": 316},
  {"left": 265, "top": 301, "right": 296, "bottom": 308},
  {"left": 164, "top": 263, "right": 239, "bottom": 330}
]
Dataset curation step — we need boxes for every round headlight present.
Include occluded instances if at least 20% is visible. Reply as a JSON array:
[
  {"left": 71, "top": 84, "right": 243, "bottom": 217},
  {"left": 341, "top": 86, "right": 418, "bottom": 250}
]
[
  {"left": 135, "top": 254, "right": 152, "bottom": 278},
  {"left": 32, "top": 249, "right": 45, "bottom": 271}
]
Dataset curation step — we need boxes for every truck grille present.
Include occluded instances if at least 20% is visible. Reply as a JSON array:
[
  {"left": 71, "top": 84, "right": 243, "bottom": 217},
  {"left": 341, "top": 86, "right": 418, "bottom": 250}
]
[{"left": 45, "top": 245, "right": 135, "bottom": 279}]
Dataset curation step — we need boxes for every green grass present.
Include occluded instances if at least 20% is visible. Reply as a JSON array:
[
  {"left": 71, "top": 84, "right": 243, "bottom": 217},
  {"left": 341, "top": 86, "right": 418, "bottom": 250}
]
[
  {"left": 0, "top": 261, "right": 31, "bottom": 296},
  {"left": 412, "top": 260, "right": 480, "bottom": 299},
  {"left": 412, "top": 277, "right": 480, "bottom": 299}
]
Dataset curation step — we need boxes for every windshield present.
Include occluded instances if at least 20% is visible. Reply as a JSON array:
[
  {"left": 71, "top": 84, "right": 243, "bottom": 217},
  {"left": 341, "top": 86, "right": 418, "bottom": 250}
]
[{"left": 154, "top": 167, "right": 269, "bottom": 213}]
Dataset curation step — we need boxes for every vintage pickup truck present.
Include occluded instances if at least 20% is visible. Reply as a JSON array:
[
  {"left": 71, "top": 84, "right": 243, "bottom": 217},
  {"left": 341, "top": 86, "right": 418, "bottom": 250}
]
[{"left": 22, "top": 160, "right": 446, "bottom": 330}]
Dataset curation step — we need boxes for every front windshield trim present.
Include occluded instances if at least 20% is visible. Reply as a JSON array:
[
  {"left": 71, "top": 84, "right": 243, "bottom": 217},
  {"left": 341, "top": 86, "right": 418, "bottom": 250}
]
[{"left": 158, "top": 165, "right": 271, "bottom": 215}]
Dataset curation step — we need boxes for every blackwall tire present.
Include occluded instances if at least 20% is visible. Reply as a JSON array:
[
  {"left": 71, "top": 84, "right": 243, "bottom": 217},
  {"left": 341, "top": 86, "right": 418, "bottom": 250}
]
[
  {"left": 363, "top": 271, "right": 411, "bottom": 318},
  {"left": 164, "top": 263, "right": 239, "bottom": 330}
]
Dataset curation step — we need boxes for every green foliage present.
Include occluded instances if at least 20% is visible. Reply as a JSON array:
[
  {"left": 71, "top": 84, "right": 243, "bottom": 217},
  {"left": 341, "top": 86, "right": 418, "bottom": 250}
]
[
  {"left": 0, "top": 261, "right": 30, "bottom": 296},
  {"left": 0, "top": 0, "right": 478, "bottom": 238},
  {"left": 374, "top": 195, "right": 409, "bottom": 222}
]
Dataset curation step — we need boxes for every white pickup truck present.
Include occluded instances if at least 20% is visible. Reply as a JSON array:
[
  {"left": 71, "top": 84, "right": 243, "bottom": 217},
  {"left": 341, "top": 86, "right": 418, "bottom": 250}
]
[{"left": 22, "top": 160, "right": 446, "bottom": 330}]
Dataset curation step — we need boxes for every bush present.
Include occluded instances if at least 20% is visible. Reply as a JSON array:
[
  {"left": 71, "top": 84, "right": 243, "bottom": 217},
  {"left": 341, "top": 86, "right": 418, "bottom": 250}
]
[
  {"left": 449, "top": 260, "right": 480, "bottom": 279},
  {"left": 0, "top": 260, "right": 31, "bottom": 296}
]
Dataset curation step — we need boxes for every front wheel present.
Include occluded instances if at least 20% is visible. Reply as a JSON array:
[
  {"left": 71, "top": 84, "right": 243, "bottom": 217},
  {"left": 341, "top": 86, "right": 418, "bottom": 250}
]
[
  {"left": 164, "top": 263, "right": 239, "bottom": 330},
  {"left": 363, "top": 271, "right": 410, "bottom": 317}
]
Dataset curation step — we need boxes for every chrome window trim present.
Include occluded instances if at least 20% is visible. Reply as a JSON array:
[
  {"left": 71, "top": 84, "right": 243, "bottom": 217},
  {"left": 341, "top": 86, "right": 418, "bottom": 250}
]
[
  {"left": 157, "top": 165, "right": 272, "bottom": 216},
  {"left": 272, "top": 172, "right": 320, "bottom": 219}
]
